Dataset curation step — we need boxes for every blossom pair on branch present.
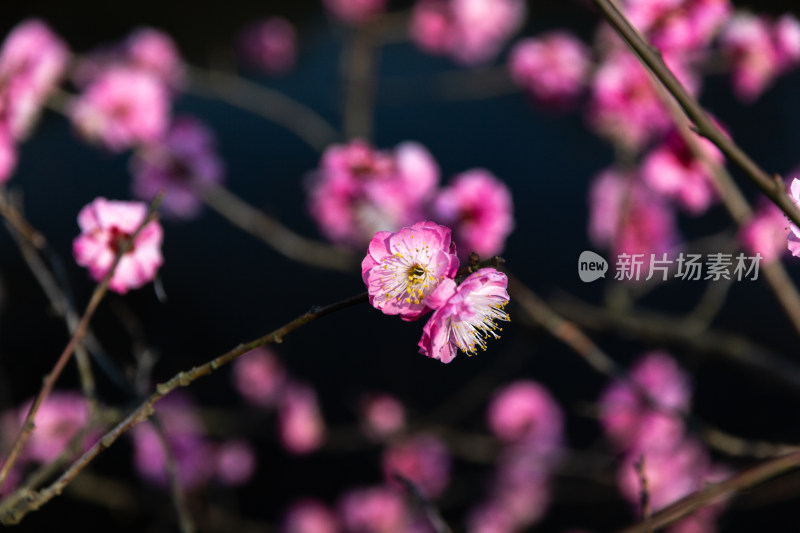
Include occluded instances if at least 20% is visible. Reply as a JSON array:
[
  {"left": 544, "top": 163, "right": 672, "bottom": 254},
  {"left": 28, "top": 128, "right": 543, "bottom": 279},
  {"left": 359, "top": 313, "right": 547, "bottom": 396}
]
[{"left": 361, "top": 220, "right": 510, "bottom": 363}]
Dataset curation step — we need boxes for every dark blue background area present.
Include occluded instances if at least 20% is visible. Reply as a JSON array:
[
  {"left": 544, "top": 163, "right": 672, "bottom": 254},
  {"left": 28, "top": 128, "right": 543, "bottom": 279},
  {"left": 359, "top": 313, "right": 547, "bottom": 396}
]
[{"left": 2, "top": 3, "right": 800, "bottom": 531}]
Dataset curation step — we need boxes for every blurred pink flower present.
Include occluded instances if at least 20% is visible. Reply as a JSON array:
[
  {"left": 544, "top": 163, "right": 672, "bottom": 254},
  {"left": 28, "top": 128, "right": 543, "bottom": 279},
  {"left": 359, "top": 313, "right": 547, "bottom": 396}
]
[
  {"left": 279, "top": 382, "right": 326, "bottom": 454},
  {"left": 362, "top": 220, "right": 459, "bottom": 321},
  {"left": 432, "top": 170, "right": 514, "bottom": 258},
  {"left": 487, "top": 381, "right": 563, "bottom": 454},
  {"left": 789, "top": 178, "right": 800, "bottom": 257},
  {"left": 284, "top": 500, "right": 340, "bottom": 533},
  {"left": 599, "top": 351, "right": 691, "bottom": 453},
  {"left": 640, "top": 129, "right": 722, "bottom": 214},
  {"left": 588, "top": 167, "right": 680, "bottom": 257},
  {"left": 0, "top": 19, "right": 69, "bottom": 140},
  {"left": 739, "top": 200, "right": 789, "bottom": 263},
  {"left": 467, "top": 503, "right": 517, "bottom": 533},
  {"left": 361, "top": 393, "right": 406, "bottom": 439},
  {"left": 130, "top": 116, "right": 225, "bottom": 219},
  {"left": 238, "top": 18, "right": 297, "bottom": 75},
  {"left": 488, "top": 447, "right": 552, "bottom": 529},
  {"left": 324, "top": 0, "right": 386, "bottom": 25},
  {"left": 624, "top": 0, "right": 731, "bottom": 55},
  {"left": 16, "top": 391, "right": 90, "bottom": 463},
  {"left": 418, "top": 268, "right": 510, "bottom": 363},
  {"left": 509, "top": 31, "right": 592, "bottom": 110},
  {"left": 383, "top": 434, "right": 451, "bottom": 498},
  {"left": 774, "top": 14, "right": 800, "bottom": 69},
  {"left": 72, "top": 197, "right": 163, "bottom": 294},
  {"left": 232, "top": 347, "right": 287, "bottom": 409},
  {"left": 0, "top": 127, "right": 16, "bottom": 183},
  {"left": 308, "top": 140, "right": 439, "bottom": 248},
  {"left": 338, "top": 485, "right": 408, "bottom": 532},
  {"left": 70, "top": 67, "right": 169, "bottom": 151},
  {"left": 214, "top": 439, "right": 257, "bottom": 486}
]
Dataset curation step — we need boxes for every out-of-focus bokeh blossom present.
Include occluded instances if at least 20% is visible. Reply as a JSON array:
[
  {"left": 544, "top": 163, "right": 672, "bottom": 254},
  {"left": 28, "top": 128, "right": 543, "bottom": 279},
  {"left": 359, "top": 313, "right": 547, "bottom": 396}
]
[
  {"left": 13, "top": 391, "right": 91, "bottom": 464},
  {"left": 238, "top": 18, "right": 297, "bottom": 76},
  {"left": 338, "top": 485, "right": 409, "bottom": 532},
  {"left": 278, "top": 382, "right": 326, "bottom": 454},
  {"left": 324, "top": 0, "right": 387, "bottom": 25},
  {"left": 232, "top": 347, "right": 287, "bottom": 409},
  {"left": 739, "top": 199, "right": 790, "bottom": 263},
  {"left": 487, "top": 380, "right": 563, "bottom": 455},
  {"left": 360, "top": 393, "right": 406, "bottom": 440},
  {"left": 382, "top": 433, "right": 450, "bottom": 498},
  {"left": 284, "top": 500, "right": 341, "bottom": 533}
]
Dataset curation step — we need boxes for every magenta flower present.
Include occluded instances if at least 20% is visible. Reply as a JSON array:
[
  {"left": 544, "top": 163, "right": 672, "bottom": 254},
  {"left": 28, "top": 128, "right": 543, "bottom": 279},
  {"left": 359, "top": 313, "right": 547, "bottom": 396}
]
[
  {"left": 214, "top": 439, "right": 257, "bottom": 486},
  {"left": 323, "top": 0, "right": 386, "bottom": 25},
  {"left": 362, "top": 221, "right": 459, "bottom": 321},
  {"left": 0, "top": 19, "right": 69, "bottom": 140},
  {"left": 232, "top": 347, "right": 287, "bottom": 409},
  {"left": 278, "top": 382, "right": 326, "bottom": 454},
  {"left": 360, "top": 393, "right": 406, "bottom": 439},
  {"left": 15, "top": 391, "right": 91, "bottom": 463},
  {"left": 788, "top": 178, "right": 800, "bottom": 257},
  {"left": 308, "top": 140, "right": 439, "bottom": 248},
  {"left": 338, "top": 486, "right": 409, "bottom": 532},
  {"left": 130, "top": 116, "right": 225, "bottom": 219},
  {"left": 509, "top": 32, "right": 591, "bottom": 110},
  {"left": 238, "top": 18, "right": 297, "bottom": 75},
  {"left": 739, "top": 200, "right": 790, "bottom": 263},
  {"left": 72, "top": 197, "right": 163, "bottom": 294},
  {"left": 70, "top": 67, "right": 170, "bottom": 152},
  {"left": 418, "top": 268, "right": 510, "bottom": 363},
  {"left": 284, "top": 500, "right": 341, "bottom": 533},
  {"left": 432, "top": 170, "right": 514, "bottom": 258},
  {"left": 487, "top": 381, "right": 563, "bottom": 454},
  {"left": 383, "top": 434, "right": 451, "bottom": 498}
]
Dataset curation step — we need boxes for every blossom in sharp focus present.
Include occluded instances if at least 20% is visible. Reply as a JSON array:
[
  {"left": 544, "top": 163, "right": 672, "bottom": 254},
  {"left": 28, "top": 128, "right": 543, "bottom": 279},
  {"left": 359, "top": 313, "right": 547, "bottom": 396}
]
[
  {"left": 72, "top": 197, "right": 163, "bottom": 294},
  {"left": 70, "top": 67, "right": 169, "bottom": 152},
  {"left": 360, "top": 393, "right": 406, "bottom": 439},
  {"left": 284, "top": 500, "right": 341, "bottom": 533},
  {"left": 232, "top": 347, "right": 287, "bottom": 409},
  {"left": 362, "top": 220, "right": 459, "bottom": 321},
  {"left": 509, "top": 31, "right": 592, "bottom": 110},
  {"left": 487, "top": 381, "right": 563, "bottom": 455},
  {"left": 739, "top": 199, "right": 790, "bottom": 264},
  {"left": 323, "top": 0, "right": 387, "bottom": 25},
  {"left": 278, "top": 382, "right": 326, "bottom": 454},
  {"left": 432, "top": 169, "right": 514, "bottom": 258},
  {"left": 418, "top": 268, "right": 510, "bottom": 363},
  {"left": 238, "top": 18, "right": 297, "bottom": 75},
  {"left": 131, "top": 116, "right": 225, "bottom": 219},
  {"left": 308, "top": 139, "right": 439, "bottom": 248},
  {"left": 338, "top": 486, "right": 409, "bottom": 533},
  {"left": 383, "top": 434, "right": 451, "bottom": 498},
  {"left": 0, "top": 18, "right": 69, "bottom": 140}
]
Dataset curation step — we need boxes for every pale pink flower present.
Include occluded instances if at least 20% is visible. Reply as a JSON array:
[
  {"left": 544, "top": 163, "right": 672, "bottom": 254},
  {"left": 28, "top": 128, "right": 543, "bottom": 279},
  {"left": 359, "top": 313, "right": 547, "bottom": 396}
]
[
  {"left": 432, "top": 170, "right": 514, "bottom": 258},
  {"left": 72, "top": 197, "right": 163, "bottom": 294},
  {"left": 214, "top": 439, "right": 257, "bottom": 486},
  {"left": 410, "top": 1, "right": 457, "bottom": 56},
  {"left": 774, "top": 14, "right": 800, "bottom": 69},
  {"left": 233, "top": 347, "right": 287, "bottom": 409},
  {"left": 0, "top": 19, "right": 69, "bottom": 140},
  {"left": 361, "top": 393, "right": 406, "bottom": 439},
  {"left": 588, "top": 167, "right": 679, "bottom": 257},
  {"left": 418, "top": 268, "right": 510, "bottom": 363},
  {"left": 278, "top": 382, "right": 326, "bottom": 454},
  {"left": 383, "top": 434, "right": 450, "bottom": 498},
  {"left": 362, "top": 221, "right": 459, "bottom": 321},
  {"left": 338, "top": 485, "right": 409, "bottom": 532},
  {"left": 599, "top": 351, "right": 690, "bottom": 453},
  {"left": 284, "top": 500, "right": 340, "bottom": 533},
  {"left": 15, "top": 391, "right": 90, "bottom": 463},
  {"left": 739, "top": 200, "right": 790, "bottom": 264},
  {"left": 324, "top": 0, "right": 386, "bottom": 25},
  {"left": 788, "top": 178, "right": 800, "bottom": 257},
  {"left": 509, "top": 32, "right": 592, "bottom": 110},
  {"left": 238, "top": 18, "right": 297, "bottom": 75},
  {"left": 70, "top": 67, "right": 169, "bottom": 151},
  {"left": 0, "top": 127, "right": 16, "bottom": 183},
  {"left": 641, "top": 129, "right": 722, "bottom": 214},
  {"left": 130, "top": 116, "right": 224, "bottom": 219},
  {"left": 308, "top": 140, "right": 439, "bottom": 248},
  {"left": 487, "top": 381, "right": 563, "bottom": 454}
]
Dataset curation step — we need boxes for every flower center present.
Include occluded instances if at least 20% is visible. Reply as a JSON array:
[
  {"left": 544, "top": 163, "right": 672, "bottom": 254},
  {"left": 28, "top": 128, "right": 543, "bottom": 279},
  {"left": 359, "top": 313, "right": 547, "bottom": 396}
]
[
  {"left": 452, "top": 296, "right": 510, "bottom": 356},
  {"left": 108, "top": 226, "right": 134, "bottom": 255}
]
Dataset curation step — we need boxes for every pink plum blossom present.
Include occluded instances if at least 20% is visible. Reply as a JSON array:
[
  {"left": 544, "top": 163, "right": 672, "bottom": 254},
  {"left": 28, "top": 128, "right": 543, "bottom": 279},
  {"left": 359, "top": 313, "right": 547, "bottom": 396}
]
[
  {"left": 362, "top": 221, "right": 459, "bottom": 321},
  {"left": 774, "top": 15, "right": 800, "bottom": 69},
  {"left": 232, "top": 347, "right": 287, "bottom": 409},
  {"left": 323, "top": 0, "right": 386, "bottom": 25},
  {"left": 70, "top": 67, "right": 169, "bottom": 151},
  {"left": 0, "top": 19, "right": 69, "bottom": 140},
  {"left": 308, "top": 140, "right": 439, "bottom": 248},
  {"left": 338, "top": 485, "right": 409, "bottom": 532},
  {"left": 588, "top": 167, "right": 680, "bottom": 257},
  {"left": 487, "top": 381, "right": 563, "bottom": 454},
  {"left": 383, "top": 434, "right": 451, "bottom": 498},
  {"left": 284, "top": 500, "right": 340, "bottom": 533},
  {"left": 418, "top": 268, "right": 510, "bottom": 363},
  {"left": 72, "top": 197, "right": 163, "bottom": 294},
  {"left": 432, "top": 170, "right": 514, "bottom": 258},
  {"left": 15, "top": 391, "right": 91, "bottom": 463},
  {"left": 509, "top": 32, "right": 592, "bottom": 110},
  {"left": 788, "top": 178, "right": 800, "bottom": 257},
  {"left": 214, "top": 439, "right": 257, "bottom": 486},
  {"left": 739, "top": 200, "right": 790, "bottom": 263},
  {"left": 640, "top": 128, "right": 722, "bottom": 214},
  {"left": 487, "top": 447, "right": 553, "bottom": 529},
  {"left": 361, "top": 393, "right": 406, "bottom": 439},
  {"left": 130, "top": 116, "right": 225, "bottom": 219},
  {"left": 238, "top": 18, "right": 297, "bottom": 75},
  {"left": 278, "top": 382, "right": 326, "bottom": 454}
]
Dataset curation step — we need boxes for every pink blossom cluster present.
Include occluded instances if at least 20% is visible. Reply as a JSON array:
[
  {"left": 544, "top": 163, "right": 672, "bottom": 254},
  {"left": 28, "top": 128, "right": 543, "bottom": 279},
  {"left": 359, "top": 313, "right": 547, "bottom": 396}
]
[
  {"left": 0, "top": 19, "right": 69, "bottom": 182},
  {"left": 131, "top": 391, "right": 257, "bottom": 489},
  {"left": 468, "top": 380, "right": 564, "bottom": 532},
  {"left": 232, "top": 347, "right": 326, "bottom": 454},
  {"left": 237, "top": 18, "right": 297, "bottom": 76},
  {"left": 308, "top": 139, "right": 514, "bottom": 257},
  {"left": 361, "top": 221, "right": 510, "bottom": 363},
  {"left": 410, "top": 0, "right": 526, "bottom": 65},
  {"left": 598, "top": 352, "right": 730, "bottom": 533}
]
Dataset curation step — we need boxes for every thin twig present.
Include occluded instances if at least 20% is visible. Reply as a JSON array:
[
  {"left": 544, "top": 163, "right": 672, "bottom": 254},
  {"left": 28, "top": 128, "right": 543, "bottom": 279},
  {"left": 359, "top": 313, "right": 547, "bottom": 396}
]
[
  {"left": 392, "top": 473, "right": 453, "bottom": 533},
  {"left": 151, "top": 417, "right": 195, "bottom": 533},
  {"left": 342, "top": 20, "right": 382, "bottom": 140},
  {"left": 634, "top": 455, "right": 653, "bottom": 533},
  {"left": 0, "top": 291, "right": 368, "bottom": 524}
]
